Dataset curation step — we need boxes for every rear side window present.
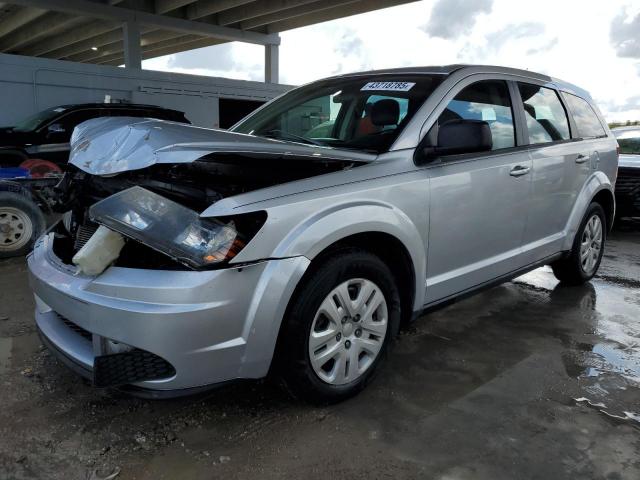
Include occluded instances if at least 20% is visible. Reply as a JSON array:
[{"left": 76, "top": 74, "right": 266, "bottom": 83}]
[
  {"left": 563, "top": 94, "right": 606, "bottom": 138},
  {"left": 518, "top": 83, "right": 570, "bottom": 144},
  {"left": 436, "top": 80, "right": 515, "bottom": 150}
]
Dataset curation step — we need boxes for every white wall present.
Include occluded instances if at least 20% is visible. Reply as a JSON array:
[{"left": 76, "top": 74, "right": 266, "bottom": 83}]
[{"left": 0, "top": 53, "right": 290, "bottom": 128}]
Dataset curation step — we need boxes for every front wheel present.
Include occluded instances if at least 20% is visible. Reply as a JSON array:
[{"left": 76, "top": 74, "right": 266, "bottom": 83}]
[
  {"left": 551, "top": 202, "right": 606, "bottom": 285},
  {"left": 276, "top": 250, "right": 401, "bottom": 404}
]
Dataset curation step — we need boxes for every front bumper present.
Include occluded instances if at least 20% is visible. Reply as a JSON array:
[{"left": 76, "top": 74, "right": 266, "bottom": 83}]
[{"left": 28, "top": 233, "right": 310, "bottom": 395}]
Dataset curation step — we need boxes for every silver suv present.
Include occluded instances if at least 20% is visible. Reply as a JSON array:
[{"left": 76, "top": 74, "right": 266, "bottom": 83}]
[{"left": 28, "top": 65, "right": 618, "bottom": 402}]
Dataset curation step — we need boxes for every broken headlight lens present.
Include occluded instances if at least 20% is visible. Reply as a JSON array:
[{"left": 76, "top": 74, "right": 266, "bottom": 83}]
[{"left": 89, "top": 186, "right": 253, "bottom": 269}]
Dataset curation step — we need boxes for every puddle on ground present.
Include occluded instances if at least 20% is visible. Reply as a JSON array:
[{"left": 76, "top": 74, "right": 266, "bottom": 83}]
[{"left": 516, "top": 266, "right": 640, "bottom": 427}]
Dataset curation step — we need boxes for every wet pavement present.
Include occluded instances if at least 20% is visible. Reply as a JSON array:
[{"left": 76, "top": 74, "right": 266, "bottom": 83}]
[{"left": 1, "top": 227, "right": 639, "bottom": 480}]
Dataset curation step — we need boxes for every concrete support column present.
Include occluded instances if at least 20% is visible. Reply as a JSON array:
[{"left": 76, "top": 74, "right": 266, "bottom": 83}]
[
  {"left": 123, "top": 20, "right": 141, "bottom": 69},
  {"left": 265, "top": 43, "right": 279, "bottom": 84}
]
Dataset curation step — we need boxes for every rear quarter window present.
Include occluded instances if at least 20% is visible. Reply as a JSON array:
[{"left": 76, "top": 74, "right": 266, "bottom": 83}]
[{"left": 563, "top": 93, "right": 606, "bottom": 139}]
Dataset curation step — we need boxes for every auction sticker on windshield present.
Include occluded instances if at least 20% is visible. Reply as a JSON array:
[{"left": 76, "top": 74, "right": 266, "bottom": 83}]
[{"left": 361, "top": 81, "right": 415, "bottom": 92}]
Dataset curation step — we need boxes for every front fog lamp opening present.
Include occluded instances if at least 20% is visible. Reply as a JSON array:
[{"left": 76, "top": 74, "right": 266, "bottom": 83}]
[{"left": 88, "top": 186, "right": 262, "bottom": 269}]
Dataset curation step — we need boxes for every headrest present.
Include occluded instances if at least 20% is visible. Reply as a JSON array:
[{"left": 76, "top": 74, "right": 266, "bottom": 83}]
[{"left": 370, "top": 99, "right": 400, "bottom": 126}]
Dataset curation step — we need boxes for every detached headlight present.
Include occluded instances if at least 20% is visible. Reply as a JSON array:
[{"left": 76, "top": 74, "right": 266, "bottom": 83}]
[{"left": 89, "top": 186, "right": 265, "bottom": 269}]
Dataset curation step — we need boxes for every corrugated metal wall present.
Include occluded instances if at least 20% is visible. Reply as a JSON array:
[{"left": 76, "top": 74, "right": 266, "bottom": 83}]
[{"left": 0, "top": 53, "right": 290, "bottom": 128}]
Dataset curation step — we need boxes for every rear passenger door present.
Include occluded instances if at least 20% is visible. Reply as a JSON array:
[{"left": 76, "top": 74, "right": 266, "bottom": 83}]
[
  {"left": 424, "top": 79, "right": 532, "bottom": 304},
  {"left": 516, "top": 82, "right": 589, "bottom": 262}
]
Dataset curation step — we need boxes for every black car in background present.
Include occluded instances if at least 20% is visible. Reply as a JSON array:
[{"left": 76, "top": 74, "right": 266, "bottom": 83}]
[
  {"left": 0, "top": 103, "right": 190, "bottom": 170},
  {"left": 0, "top": 103, "right": 190, "bottom": 258}
]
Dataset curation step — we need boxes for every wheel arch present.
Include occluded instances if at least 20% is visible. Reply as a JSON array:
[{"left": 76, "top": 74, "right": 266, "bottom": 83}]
[
  {"left": 592, "top": 189, "right": 615, "bottom": 232},
  {"left": 561, "top": 172, "right": 615, "bottom": 251},
  {"left": 271, "top": 202, "right": 426, "bottom": 313},
  {"left": 303, "top": 231, "right": 417, "bottom": 326}
]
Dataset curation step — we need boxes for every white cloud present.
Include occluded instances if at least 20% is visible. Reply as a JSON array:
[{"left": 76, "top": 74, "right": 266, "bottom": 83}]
[
  {"left": 143, "top": 0, "right": 640, "bottom": 122},
  {"left": 422, "top": 0, "right": 493, "bottom": 39}
]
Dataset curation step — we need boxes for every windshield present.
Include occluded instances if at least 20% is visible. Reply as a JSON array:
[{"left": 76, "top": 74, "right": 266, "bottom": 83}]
[
  {"left": 12, "top": 106, "right": 67, "bottom": 132},
  {"left": 232, "top": 75, "right": 444, "bottom": 153},
  {"left": 614, "top": 128, "right": 640, "bottom": 155}
]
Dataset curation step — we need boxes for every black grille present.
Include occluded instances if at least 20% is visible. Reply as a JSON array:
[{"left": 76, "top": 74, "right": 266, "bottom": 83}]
[
  {"left": 616, "top": 168, "right": 640, "bottom": 195},
  {"left": 616, "top": 167, "right": 640, "bottom": 215},
  {"left": 73, "top": 221, "right": 99, "bottom": 252},
  {"left": 59, "top": 315, "right": 93, "bottom": 341},
  {"left": 93, "top": 350, "right": 176, "bottom": 388}
]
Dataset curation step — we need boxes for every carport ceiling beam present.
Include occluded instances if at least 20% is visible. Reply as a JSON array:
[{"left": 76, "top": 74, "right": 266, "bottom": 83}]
[
  {"left": 240, "top": 0, "right": 360, "bottom": 30},
  {"left": 154, "top": 0, "right": 197, "bottom": 14},
  {"left": 0, "top": 12, "right": 82, "bottom": 52},
  {"left": 0, "top": 6, "right": 46, "bottom": 38},
  {"left": 265, "top": 0, "right": 415, "bottom": 32},
  {"left": 98, "top": 36, "right": 226, "bottom": 66},
  {"left": 20, "top": 20, "right": 121, "bottom": 57},
  {"left": 184, "top": 0, "right": 255, "bottom": 19},
  {"left": 217, "top": 0, "right": 319, "bottom": 26},
  {"left": 10, "top": 0, "right": 281, "bottom": 45}
]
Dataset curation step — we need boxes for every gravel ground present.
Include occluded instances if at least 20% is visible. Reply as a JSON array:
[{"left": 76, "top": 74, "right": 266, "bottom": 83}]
[{"left": 1, "top": 226, "right": 639, "bottom": 480}]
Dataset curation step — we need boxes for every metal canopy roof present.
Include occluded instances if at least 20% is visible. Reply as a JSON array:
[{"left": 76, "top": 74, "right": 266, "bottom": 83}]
[{"left": 0, "top": 0, "right": 418, "bottom": 68}]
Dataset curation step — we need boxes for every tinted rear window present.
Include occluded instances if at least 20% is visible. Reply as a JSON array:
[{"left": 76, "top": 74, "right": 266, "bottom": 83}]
[
  {"left": 518, "top": 83, "right": 570, "bottom": 144},
  {"left": 563, "top": 94, "right": 606, "bottom": 138}
]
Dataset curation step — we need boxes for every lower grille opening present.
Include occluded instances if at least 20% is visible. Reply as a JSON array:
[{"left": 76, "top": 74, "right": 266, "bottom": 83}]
[
  {"left": 59, "top": 315, "right": 93, "bottom": 341},
  {"left": 94, "top": 349, "right": 176, "bottom": 388}
]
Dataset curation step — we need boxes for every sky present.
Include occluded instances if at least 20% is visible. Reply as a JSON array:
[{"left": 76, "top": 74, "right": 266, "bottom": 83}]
[{"left": 143, "top": 0, "right": 640, "bottom": 123}]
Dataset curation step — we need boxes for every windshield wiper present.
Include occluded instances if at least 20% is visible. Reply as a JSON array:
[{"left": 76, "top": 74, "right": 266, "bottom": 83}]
[{"left": 259, "top": 129, "right": 325, "bottom": 147}]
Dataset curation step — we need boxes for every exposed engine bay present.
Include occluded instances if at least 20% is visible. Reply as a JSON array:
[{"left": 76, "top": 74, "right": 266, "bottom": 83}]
[{"left": 49, "top": 154, "right": 363, "bottom": 271}]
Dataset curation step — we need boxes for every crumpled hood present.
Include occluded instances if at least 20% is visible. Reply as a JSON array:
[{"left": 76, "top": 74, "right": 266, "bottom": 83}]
[{"left": 69, "top": 117, "right": 373, "bottom": 175}]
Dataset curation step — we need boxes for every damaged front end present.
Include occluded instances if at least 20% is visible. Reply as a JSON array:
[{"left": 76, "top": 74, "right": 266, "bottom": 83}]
[
  {"left": 48, "top": 117, "right": 369, "bottom": 273},
  {"left": 29, "top": 117, "right": 358, "bottom": 393},
  {"left": 72, "top": 186, "right": 264, "bottom": 275}
]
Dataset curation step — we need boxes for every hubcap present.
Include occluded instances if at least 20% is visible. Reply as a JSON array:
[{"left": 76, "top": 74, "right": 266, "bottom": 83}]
[
  {"left": 0, "top": 207, "right": 33, "bottom": 252},
  {"left": 580, "top": 214, "right": 603, "bottom": 275},
  {"left": 308, "top": 278, "right": 388, "bottom": 385}
]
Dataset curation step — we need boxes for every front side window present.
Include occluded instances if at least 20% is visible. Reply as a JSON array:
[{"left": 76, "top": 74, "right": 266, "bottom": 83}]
[
  {"left": 563, "top": 93, "right": 606, "bottom": 139},
  {"left": 434, "top": 80, "right": 515, "bottom": 150},
  {"left": 232, "top": 75, "right": 443, "bottom": 153},
  {"left": 12, "top": 106, "right": 67, "bottom": 132},
  {"left": 518, "top": 83, "right": 570, "bottom": 144}
]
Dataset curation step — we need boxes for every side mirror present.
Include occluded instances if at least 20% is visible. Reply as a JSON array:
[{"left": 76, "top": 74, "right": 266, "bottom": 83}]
[
  {"left": 421, "top": 119, "right": 492, "bottom": 162},
  {"left": 48, "top": 123, "right": 66, "bottom": 134},
  {"left": 46, "top": 123, "right": 67, "bottom": 140}
]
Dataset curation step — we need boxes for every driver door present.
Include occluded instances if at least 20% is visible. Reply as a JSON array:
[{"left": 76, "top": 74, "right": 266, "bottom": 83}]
[{"left": 424, "top": 80, "right": 533, "bottom": 304}]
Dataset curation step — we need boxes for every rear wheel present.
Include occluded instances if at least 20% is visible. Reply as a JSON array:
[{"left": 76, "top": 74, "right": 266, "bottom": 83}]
[
  {"left": 276, "top": 250, "right": 401, "bottom": 404},
  {"left": 0, "top": 192, "right": 45, "bottom": 258},
  {"left": 551, "top": 202, "right": 606, "bottom": 285}
]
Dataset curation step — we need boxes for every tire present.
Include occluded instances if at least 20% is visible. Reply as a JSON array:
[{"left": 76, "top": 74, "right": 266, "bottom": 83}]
[
  {"left": 0, "top": 192, "right": 46, "bottom": 258},
  {"left": 551, "top": 202, "right": 606, "bottom": 285},
  {"left": 275, "top": 249, "right": 401, "bottom": 404}
]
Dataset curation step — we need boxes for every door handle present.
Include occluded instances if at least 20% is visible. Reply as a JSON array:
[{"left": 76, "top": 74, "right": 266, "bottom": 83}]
[
  {"left": 575, "top": 154, "right": 589, "bottom": 164},
  {"left": 509, "top": 165, "right": 530, "bottom": 177}
]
